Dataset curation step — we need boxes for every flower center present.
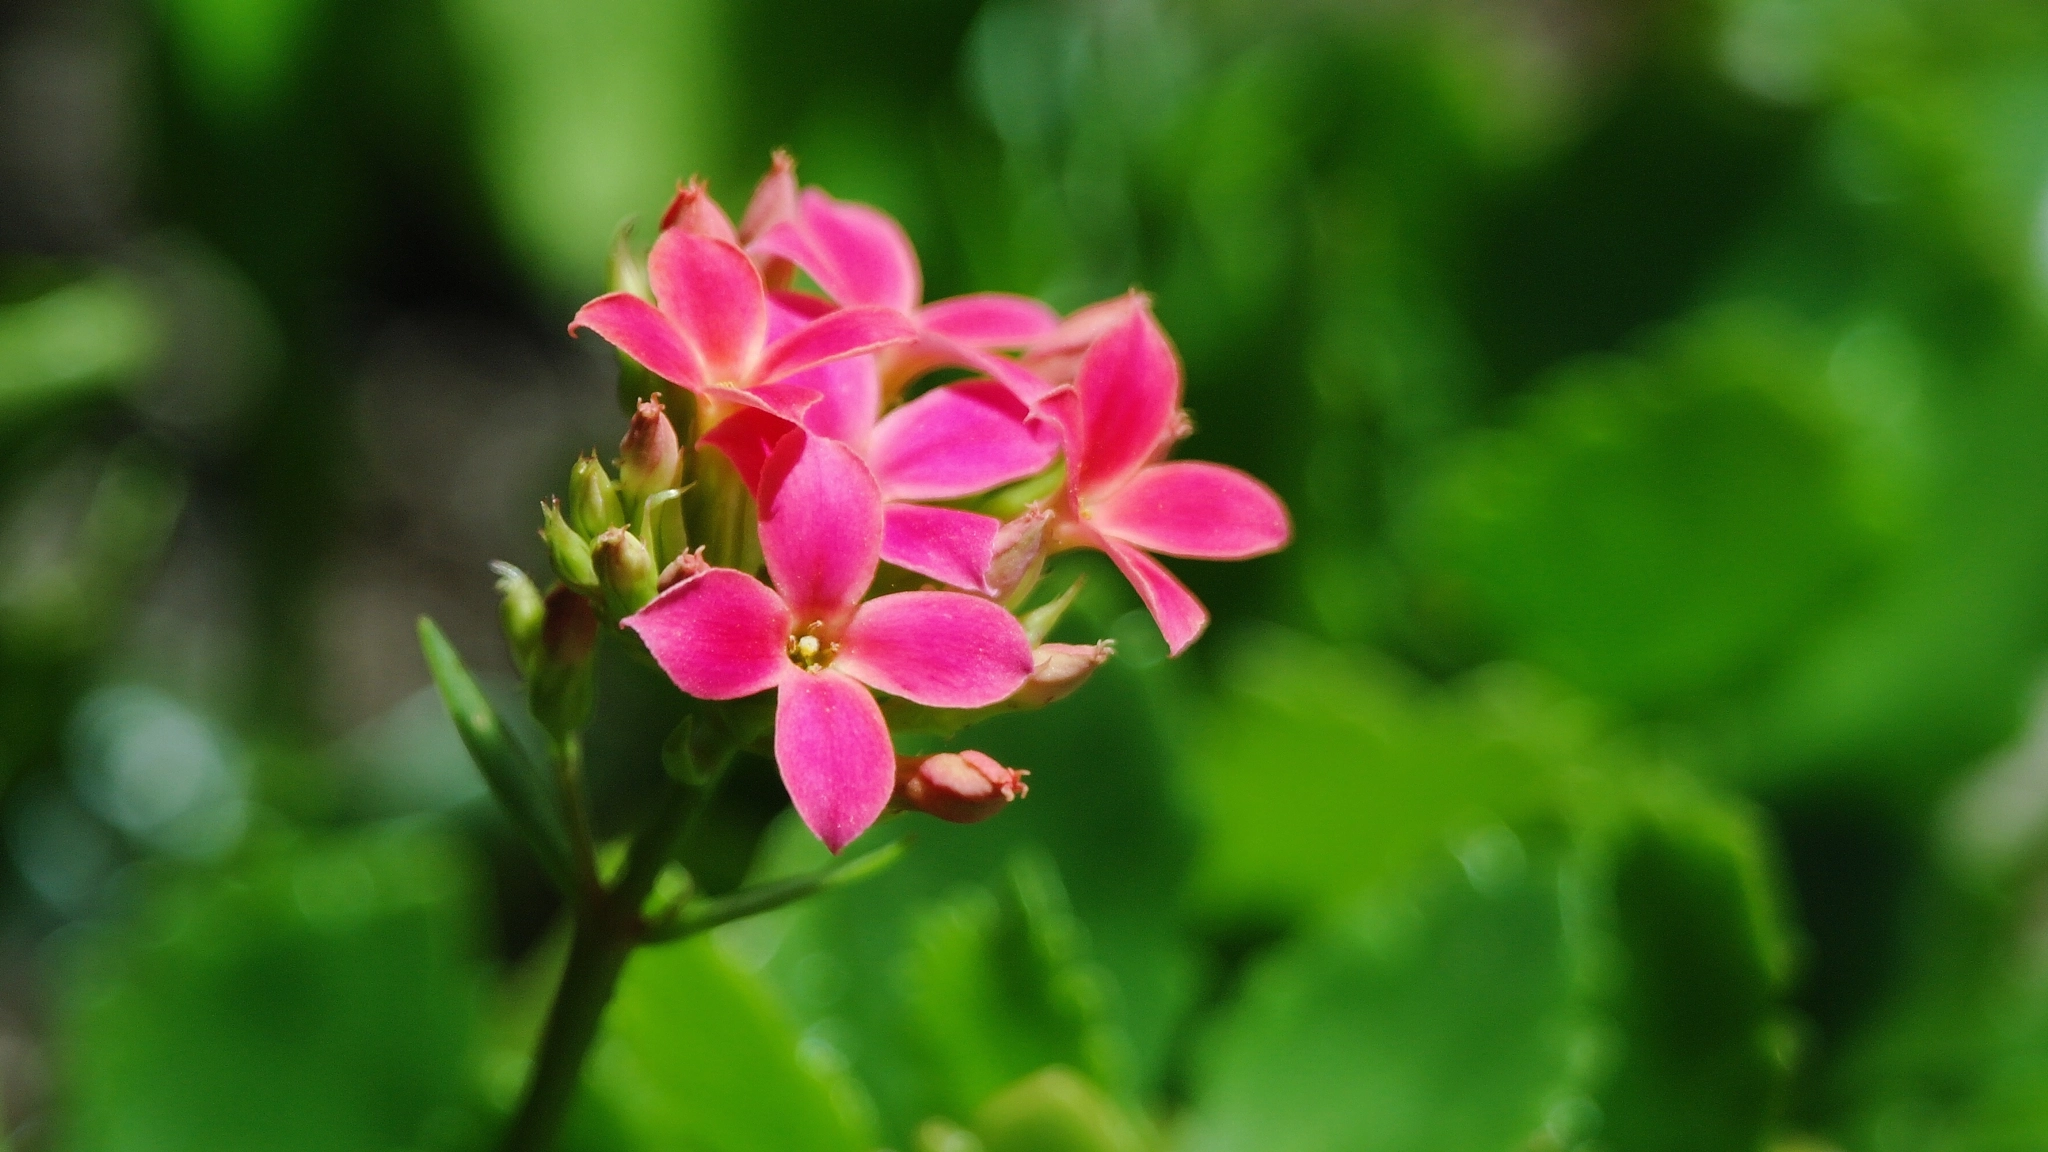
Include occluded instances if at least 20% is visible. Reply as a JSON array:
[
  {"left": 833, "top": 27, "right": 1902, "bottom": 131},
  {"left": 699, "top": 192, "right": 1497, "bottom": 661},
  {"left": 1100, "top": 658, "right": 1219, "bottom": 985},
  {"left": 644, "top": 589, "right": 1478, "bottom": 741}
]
[{"left": 787, "top": 621, "right": 840, "bottom": 671}]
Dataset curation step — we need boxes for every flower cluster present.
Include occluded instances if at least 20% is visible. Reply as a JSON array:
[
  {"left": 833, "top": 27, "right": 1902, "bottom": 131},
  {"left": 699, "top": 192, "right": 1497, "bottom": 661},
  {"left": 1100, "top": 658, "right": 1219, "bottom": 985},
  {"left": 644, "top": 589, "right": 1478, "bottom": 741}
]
[{"left": 538, "top": 154, "right": 1288, "bottom": 852}]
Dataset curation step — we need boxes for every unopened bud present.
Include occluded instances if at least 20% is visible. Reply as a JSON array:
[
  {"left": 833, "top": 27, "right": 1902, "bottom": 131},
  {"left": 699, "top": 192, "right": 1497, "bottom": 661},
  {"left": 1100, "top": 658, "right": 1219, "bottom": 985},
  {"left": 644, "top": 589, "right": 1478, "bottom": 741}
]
[
  {"left": 530, "top": 587, "right": 597, "bottom": 739},
  {"left": 541, "top": 500, "right": 598, "bottom": 589},
  {"left": 1007, "top": 641, "right": 1114, "bottom": 710},
  {"left": 591, "top": 526, "right": 658, "bottom": 616},
  {"left": 659, "top": 176, "right": 738, "bottom": 243},
  {"left": 657, "top": 545, "right": 711, "bottom": 590},
  {"left": 492, "top": 561, "right": 546, "bottom": 674},
  {"left": 608, "top": 221, "right": 650, "bottom": 300},
  {"left": 618, "top": 397, "right": 682, "bottom": 511},
  {"left": 738, "top": 151, "right": 799, "bottom": 245},
  {"left": 986, "top": 508, "right": 1051, "bottom": 601},
  {"left": 568, "top": 453, "right": 624, "bottom": 539},
  {"left": 891, "top": 751, "right": 1028, "bottom": 824}
]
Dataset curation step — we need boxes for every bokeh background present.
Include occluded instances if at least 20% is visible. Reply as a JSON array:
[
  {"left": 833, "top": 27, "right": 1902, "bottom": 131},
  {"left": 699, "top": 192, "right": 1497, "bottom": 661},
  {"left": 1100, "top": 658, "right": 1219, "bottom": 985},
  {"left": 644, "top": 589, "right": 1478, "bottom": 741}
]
[{"left": 6, "top": 0, "right": 2048, "bottom": 1148}]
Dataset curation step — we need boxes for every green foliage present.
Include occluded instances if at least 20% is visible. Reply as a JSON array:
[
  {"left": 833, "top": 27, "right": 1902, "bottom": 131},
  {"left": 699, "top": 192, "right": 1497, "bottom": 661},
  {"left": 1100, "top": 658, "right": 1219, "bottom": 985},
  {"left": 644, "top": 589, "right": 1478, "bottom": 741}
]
[
  {"left": 58, "top": 830, "right": 487, "bottom": 1152},
  {"left": 591, "top": 935, "right": 873, "bottom": 1152},
  {"left": 0, "top": 274, "right": 160, "bottom": 416},
  {"left": 902, "top": 856, "right": 1126, "bottom": 1121},
  {"left": 972, "top": 1067, "right": 1152, "bottom": 1152}
]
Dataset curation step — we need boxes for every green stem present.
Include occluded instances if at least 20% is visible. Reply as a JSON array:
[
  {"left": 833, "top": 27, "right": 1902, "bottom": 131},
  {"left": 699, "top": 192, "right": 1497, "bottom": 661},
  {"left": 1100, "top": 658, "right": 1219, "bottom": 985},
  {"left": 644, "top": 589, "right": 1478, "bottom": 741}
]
[
  {"left": 498, "top": 779, "right": 698, "bottom": 1152},
  {"left": 552, "top": 735, "right": 600, "bottom": 900}
]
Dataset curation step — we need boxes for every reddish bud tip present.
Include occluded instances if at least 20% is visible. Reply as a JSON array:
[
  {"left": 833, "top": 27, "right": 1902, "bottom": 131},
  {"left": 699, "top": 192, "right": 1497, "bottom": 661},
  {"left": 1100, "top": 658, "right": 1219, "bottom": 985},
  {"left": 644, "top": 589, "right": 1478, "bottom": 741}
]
[
  {"left": 659, "top": 176, "right": 738, "bottom": 244},
  {"left": 539, "top": 586, "right": 598, "bottom": 670},
  {"left": 892, "top": 751, "right": 1029, "bottom": 824},
  {"left": 656, "top": 546, "right": 711, "bottom": 590},
  {"left": 618, "top": 395, "right": 683, "bottom": 509},
  {"left": 739, "top": 150, "right": 800, "bottom": 246},
  {"left": 986, "top": 508, "right": 1053, "bottom": 600},
  {"left": 1010, "top": 641, "right": 1115, "bottom": 710}
]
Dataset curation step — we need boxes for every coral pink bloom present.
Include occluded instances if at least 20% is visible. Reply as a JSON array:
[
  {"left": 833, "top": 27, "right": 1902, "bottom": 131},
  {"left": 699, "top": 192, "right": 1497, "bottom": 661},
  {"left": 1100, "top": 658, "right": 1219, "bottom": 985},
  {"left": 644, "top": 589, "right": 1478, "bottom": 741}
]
[
  {"left": 700, "top": 324, "right": 1058, "bottom": 592},
  {"left": 624, "top": 431, "right": 1034, "bottom": 852},
  {"left": 1039, "top": 305, "right": 1291, "bottom": 656},
  {"left": 570, "top": 227, "right": 915, "bottom": 424},
  {"left": 752, "top": 188, "right": 1059, "bottom": 392}
]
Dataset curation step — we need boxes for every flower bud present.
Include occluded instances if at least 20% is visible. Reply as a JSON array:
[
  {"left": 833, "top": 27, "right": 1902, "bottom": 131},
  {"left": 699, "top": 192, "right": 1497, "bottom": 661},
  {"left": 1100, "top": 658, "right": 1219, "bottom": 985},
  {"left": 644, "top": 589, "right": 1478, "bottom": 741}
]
[
  {"left": 591, "top": 526, "right": 658, "bottom": 616},
  {"left": 1007, "top": 641, "right": 1114, "bottom": 710},
  {"left": 986, "top": 508, "right": 1051, "bottom": 601},
  {"left": 657, "top": 545, "right": 711, "bottom": 590},
  {"left": 568, "top": 453, "right": 624, "bottom": 539},
  {"left": 891, "top": 751, "right": 1028, "bottom": 824},
  {"left": 618, "top": 396, "right": 682, "bottom": 511},
  {"left": 541, "top": 500, "right": 598, "bottom": 589},
  {"left": 659, "top": 176, "right": 738, "bottom": 243},
  {"left": 529, "top": 586, "right": 597, "bottom": 740},
  {"left": 492, "top": 561, "right": 546, "bottom": 675},
  {"left": 739, "top": 151, "right": 799, "bottom": 245}
]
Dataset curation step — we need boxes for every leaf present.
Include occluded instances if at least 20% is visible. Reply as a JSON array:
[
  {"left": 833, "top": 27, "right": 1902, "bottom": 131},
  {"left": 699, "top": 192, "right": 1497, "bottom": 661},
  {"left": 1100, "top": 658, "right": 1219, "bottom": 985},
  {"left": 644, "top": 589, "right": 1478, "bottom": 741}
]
[
  {"left": 1184, "top": 628, "right": 1591, "bottom": 919},
  {"left": 1586, "top": 776, "right": 1798, "bottom": 1152},
  {"left": 417, "top": 616, "right": 572, "bottom": 890},
  {"left": 0, "top": 273, "right": 159, "bottom": 415},
  {"left": 591, "top": 935, "right": 873, "bottom": 1152},
  {"left": 972, "top": 1067, "right": 1152, "bottom": 1152},
  {"left": 903, "top": 855, "right": 1126, "bottom": 1121},
  {"left": 1413, "top": 304, "right": 1875, "bottom": 708},
  {"left": 1179, "top": 841, "right": 1594, "bottom": 1152},
  {"left": 57, "top": 830, "right": 488, "bottom": 1152}
]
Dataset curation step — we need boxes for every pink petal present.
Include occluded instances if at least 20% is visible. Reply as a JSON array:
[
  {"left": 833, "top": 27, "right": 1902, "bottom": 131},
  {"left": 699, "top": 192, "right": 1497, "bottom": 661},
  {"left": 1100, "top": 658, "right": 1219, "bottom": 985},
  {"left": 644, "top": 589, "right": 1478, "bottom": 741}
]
[
  {"left": 757, "top": 430, "right": 882, "bottom": 625},
  {"left": 1101, "top": 537, "right": 1209, "bottom": 657},
  {"left": 796, "top": 189, "right": 922, "bottom": 312},
  {"left": 658, "top": 177, "right": 738, "bottom": 243},
  {"left": 879, "top": 503, "right": 1002, "bottom": 592},
  {"left": 1071, "top": 305, "right": 1182, "bottom": 496},
  {"left": 569, "top": 293, "right": 705, "bottom": 390},
  {"left": 767, "top": 296, "right": 878, "bottom": 445},
  {"left": 698, "top": 407, "right": 796, "bottom": 492},
  {"left": 919, "top": 293, "right": 1060, "bottom": 347},
  {"left": 727, "top": 380, "right": 822, "bottom": 424},
  {"left": 868, "top": 380, "right": 1059, "bottom": 501},
  {"left": 738, "top": 151, "right": 799, "bottom": 246},
  {"left": 902, "top": 331, "right": 1056, "bottom": 404},
  {"left": 646, "top": 230, "right": 766, "bottom": 384},
  {"left": 775, "top": 667, "right": 895, "bottom": 853},
  {"left": 755, "top": 306, "right": 917, "bottom": 386},
  {"left": 837, "top": 590, "right": 1034, "bottom": 708},
  {"left": 1092, "top": 461, "right": 1291, "bottom": 559},
  {"left": 623, "top": 569, "right": 792, "bottom": 699},
  {"left": 1022, "top": 292, "right": 1149, "bottom": 386}
]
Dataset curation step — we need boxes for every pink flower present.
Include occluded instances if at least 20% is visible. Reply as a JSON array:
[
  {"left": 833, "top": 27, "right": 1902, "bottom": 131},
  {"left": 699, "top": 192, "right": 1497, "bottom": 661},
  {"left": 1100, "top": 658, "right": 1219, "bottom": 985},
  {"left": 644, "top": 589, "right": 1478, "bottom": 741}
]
[
  {"left": 699, "top": 333, "right": 1058, "bottom": 592},
  {"left": 751, "top": 187, "right": 1060, "bottom": 393},
  {"left": 569, "top": 223, "right": 915, "bottom": 424},
  {"left": 624, "top": 430, "right": 1035, "bottom": 852},
  {"left": 1039, "top": 302, "right": 1292, "bottom": 655}
]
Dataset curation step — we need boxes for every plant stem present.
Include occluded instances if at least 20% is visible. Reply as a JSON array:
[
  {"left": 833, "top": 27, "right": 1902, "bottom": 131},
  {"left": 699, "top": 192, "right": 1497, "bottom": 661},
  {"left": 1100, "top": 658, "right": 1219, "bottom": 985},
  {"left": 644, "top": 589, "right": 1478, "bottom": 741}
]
[
  {"left": 498, "top": 779, "right": 699, "bottom": 1152},
  {"left": 552, "top": 735, "right": 600, "bottom": 900}
]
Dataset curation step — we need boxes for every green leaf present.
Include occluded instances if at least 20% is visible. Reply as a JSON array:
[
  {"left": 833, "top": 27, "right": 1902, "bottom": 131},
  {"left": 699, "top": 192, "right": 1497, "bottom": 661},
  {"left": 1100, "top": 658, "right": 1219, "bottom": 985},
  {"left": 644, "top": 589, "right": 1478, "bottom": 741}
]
[
  {"left": 417, "top": 616, "right": 572, "bottom": 890},
  {"left": 591, "top": 936, "right": 873, "bottom": 1152},
  {"left": 1413, "top": 304, "right": 1875, "bottom": 707},
  {"left": 972, "top": 1067, "right": 1152, "bottom": 1152},
  {"left": 0, "top": 273, "right": 159, "bottom": 416},
  {"left": 1180, "top": 842, "right": 1594, "bottom": 1152},
  {"left": 903, "top": 855, "right": 1127, "bottom": 1121},
  {"left": 1587, "top": 776, "right": 1798, "bottom": 1152},
  {"left": 58, "top": 830, "right": 488, "bottom": 1152},
  {"left": 1185, "top": 629, "right": 1590, "bottom": 919}
]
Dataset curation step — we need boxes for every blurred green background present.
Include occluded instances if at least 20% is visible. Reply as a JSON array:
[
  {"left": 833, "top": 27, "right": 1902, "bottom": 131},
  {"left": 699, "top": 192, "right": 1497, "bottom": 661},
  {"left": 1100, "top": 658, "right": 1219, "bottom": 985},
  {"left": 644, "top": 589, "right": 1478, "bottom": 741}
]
[{"left": 7, "top": 0, "right": 2048, "bottom": 1148}]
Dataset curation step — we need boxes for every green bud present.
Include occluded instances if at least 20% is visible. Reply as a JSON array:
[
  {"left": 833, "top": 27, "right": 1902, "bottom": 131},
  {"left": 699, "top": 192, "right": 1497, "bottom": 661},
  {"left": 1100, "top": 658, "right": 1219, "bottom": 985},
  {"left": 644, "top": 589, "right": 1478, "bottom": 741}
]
[
  {"left": 618, "top": 396, "right": 683, "bottom": 511},
  {"left": 492, "top": 561, "right": 546, "bottom": 675},
  {"left": 639, "top": 488, "right": 689, "bottom": 570},
  {"left": 541, "top": 500, "right": 598, "bottom": 589},
  {"left": 529, "top": 587, "right": 597, "bottom": 740},
  {"left": 591, "top": 526, "right": 658, "bottom": 616},
  {"left": 568, "top": 453, "right": 625, "bottom": 539}
]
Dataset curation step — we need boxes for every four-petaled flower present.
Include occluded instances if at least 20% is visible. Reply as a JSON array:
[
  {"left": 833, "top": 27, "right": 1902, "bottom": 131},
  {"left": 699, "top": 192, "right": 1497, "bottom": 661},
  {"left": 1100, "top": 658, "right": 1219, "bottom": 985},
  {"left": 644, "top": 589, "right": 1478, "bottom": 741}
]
[
  {"left": 570, "top": 226, "right": 916, "bottom": 425},
  {"left": 1039, "top": 301, "right": 1292, "bottom": 654},
  {"left": 625, "top": 430, "right": 1035, "bottom": 851}
]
